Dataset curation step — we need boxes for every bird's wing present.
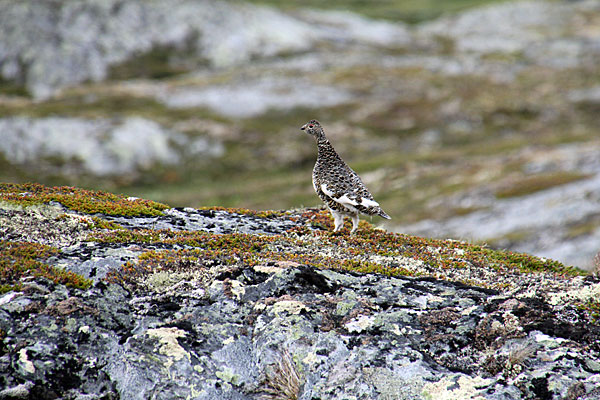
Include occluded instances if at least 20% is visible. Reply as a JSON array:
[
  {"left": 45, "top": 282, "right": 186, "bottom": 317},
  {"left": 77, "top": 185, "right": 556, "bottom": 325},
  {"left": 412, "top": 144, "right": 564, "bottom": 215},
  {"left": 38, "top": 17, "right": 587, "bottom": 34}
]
[
  {"left": 321, "top": 184, "right": 358, "bottom": 208},
  {"left": 319, "top": 167, "right": 380, "bottom": 211}
]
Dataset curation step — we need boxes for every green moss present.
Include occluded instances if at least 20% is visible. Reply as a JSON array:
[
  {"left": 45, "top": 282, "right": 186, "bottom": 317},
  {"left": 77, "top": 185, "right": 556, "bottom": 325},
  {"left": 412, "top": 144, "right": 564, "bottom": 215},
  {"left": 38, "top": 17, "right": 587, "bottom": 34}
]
[
  {"left": 579, "top": 298, "right": 600, "bottom": 323},
  {"left": 484, "top": 229, "right": 533, "bottom": 248},
  {"left": 0, "top": 241, "right": 92, "bottom": 294},
  {"left": 108, "top": 43, "right": 195, "bottom": 81},
  {"left": 475, "top": 247, "right": 577, "bottom": 275},
  {"left": 0, "top": 76, "right": 29, "bottom": 97},
  {"left": 101, "top": 208, "right": 583, "bottom": 290},
  {"left": 2, "top": 184, "right": 573, "bottom": 291},
  {"left": 91, "top": 228, "right": 276, "bottom": 251},
  {"left": 0, "top": 90, "right": 223, "bottom": 126},
  {"left": 495, "top": 172, "right": 591, "bottom": 199},
  {"left": 0, "top": 182, "right": 169, "bottom": 216},
  {"left": 240, "top": 0, "right": 509, "bottom": 23},
  {"left": 88, "top": 217, "right": 123, "bottom": 230},
  {"left": 318, "top": 209, "right": 582, "bottom": 276},
  {"left": 565, "top": 220, "right": 600, "bottom": 239}
]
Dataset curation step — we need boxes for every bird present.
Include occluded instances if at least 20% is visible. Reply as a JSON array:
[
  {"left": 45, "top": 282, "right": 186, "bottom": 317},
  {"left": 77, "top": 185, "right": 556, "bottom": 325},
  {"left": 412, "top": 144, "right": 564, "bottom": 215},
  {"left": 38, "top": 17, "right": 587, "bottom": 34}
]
[{"left": 300, "top": 119, "right": 390, "bottom": 233}]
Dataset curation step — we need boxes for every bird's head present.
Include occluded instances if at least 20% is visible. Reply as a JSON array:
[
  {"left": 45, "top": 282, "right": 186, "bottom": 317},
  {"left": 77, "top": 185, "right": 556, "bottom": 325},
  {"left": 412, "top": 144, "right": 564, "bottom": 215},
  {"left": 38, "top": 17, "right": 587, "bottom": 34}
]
[{"left": 300, "top": 119, "right": 323, "bottom": 137}]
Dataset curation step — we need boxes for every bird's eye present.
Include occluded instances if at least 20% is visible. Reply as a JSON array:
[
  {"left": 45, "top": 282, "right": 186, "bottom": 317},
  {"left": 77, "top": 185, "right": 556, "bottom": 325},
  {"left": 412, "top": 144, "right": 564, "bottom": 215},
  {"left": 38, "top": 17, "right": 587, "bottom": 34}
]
[{"left": 309, "top": 124, "right": 314, "bottom": 128}]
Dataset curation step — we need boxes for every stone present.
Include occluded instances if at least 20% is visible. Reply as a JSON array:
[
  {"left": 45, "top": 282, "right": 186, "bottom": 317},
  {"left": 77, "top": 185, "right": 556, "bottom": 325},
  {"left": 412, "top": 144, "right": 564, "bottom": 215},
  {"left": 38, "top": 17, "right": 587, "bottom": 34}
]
[
  {"left": 0, "top": 117, "right": 223, "bottom": 178},
  {"left": 0, "top": 0, "right": 410, "bottom": 99},
  {"left": 1, "top": 193, "right": 599, "bottom": 399}
]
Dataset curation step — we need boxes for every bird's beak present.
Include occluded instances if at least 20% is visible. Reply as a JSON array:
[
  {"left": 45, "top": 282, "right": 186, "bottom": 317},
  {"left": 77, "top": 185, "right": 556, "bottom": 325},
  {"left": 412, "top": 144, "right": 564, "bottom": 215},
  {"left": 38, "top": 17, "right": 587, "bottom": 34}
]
[{"left": 300, "top": 124, "right": 307, "bottom": 131}]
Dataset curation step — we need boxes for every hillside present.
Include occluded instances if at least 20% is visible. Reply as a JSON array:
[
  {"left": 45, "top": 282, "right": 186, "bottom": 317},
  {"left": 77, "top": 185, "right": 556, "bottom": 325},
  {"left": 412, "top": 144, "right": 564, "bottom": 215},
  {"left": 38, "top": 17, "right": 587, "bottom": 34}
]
[{"left": 1, "top": 183, "right": 599, "bottom": 399}]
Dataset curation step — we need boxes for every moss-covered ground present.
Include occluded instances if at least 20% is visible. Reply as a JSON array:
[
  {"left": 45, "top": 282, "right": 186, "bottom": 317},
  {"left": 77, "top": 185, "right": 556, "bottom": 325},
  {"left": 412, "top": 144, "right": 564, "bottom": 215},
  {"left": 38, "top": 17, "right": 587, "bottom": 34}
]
[
  {"left": 0, "top": 241, "right": 91, "bottom": 294},
  {"left": 0, "top": 182, "right": 169, "bottom": 216},
  {"left": 97, "top": 207, "right": 584, "bottom": 292},
  {"left": 0, "top": 183, "right": 591, "bottom": 314}
]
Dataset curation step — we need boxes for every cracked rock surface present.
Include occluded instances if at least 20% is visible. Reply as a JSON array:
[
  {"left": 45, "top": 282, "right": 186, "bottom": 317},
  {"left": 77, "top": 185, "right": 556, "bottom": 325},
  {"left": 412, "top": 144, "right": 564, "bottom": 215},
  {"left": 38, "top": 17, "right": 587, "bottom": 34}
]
[
  {"left": 2, "top": 0, "right": 600, "bottom": 270},
  {"left": 1, "top": 198, "right": 599, "bottom": 400}
]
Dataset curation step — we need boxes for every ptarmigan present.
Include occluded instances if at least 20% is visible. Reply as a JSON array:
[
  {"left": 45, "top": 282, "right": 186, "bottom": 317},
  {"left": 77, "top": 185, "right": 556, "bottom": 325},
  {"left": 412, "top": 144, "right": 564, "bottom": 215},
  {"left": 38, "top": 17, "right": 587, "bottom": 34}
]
[{"left": 300, "top": 119, "right": 391, "bottom": 233}]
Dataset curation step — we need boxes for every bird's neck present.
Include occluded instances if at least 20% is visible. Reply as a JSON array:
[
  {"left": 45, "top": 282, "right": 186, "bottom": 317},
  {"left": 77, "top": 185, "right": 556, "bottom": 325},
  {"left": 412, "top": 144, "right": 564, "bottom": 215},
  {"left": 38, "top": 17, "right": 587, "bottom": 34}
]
[
  {"left": 316, "top": 136, "right": 331, "bottom": 150},
  {"left": 316, "top": 137, "right": 341, "bottom": 162}
]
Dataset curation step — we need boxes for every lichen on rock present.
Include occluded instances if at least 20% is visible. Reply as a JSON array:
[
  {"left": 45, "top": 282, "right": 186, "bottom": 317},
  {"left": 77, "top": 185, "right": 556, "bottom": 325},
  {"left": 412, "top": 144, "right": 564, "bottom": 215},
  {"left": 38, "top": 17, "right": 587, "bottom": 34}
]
[{"left": 0, "top": 183, "right": 599, "bottom": 399}]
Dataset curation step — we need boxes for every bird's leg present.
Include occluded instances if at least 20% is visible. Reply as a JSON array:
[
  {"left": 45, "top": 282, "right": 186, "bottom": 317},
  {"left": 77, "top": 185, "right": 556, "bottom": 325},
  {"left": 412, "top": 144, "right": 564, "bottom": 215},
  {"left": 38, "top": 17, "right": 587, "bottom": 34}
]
[
  {"left": 350, "top": 213, "right": 359, "bottom": 234},
  {"left": 330, "top": 209, "right": 345, "bottom": 232}
]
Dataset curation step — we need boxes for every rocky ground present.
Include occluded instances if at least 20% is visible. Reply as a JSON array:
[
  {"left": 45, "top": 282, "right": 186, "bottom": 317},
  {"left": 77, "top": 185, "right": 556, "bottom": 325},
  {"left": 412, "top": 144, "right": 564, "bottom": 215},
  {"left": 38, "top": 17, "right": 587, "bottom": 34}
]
[
  {"left": 1, "top": 0, "right": 600, "bottom": 269},
  {"left": 1, "top": 183, "right": 600, "bottom": 399}
]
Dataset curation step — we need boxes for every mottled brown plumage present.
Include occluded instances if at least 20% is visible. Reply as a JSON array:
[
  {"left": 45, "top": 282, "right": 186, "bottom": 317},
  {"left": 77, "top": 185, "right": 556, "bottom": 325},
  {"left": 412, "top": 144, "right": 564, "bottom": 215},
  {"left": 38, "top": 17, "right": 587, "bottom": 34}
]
[{"left": 300, "top": 119, "right": 390, "bottom": 233}]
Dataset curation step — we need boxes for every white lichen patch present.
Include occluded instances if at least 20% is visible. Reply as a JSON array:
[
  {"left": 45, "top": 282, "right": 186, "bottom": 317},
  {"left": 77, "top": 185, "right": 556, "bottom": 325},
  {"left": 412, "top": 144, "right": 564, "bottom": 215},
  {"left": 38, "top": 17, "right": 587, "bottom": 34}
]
[
  {"left": 142, "top": 269, "right": 210, "bottom": 294},
  {"left": 367, "top": 254, "right": 427, "bottom": 273},
  {"left": 345, "top": 315, "right": 376, "bottom": 333},
  {"left": 79, "top": 325, "right": 90, "bottom": 334},
  {"left": 422, "top": 375, "right": 491, "bottom": 400},
  {"left": 426, "top": 246, "right": 441, "bottom": 254},
  {"left": 145, "top": 327, "right": 190, "bottom": 368},
  {"left": 547, "top": 280, "right": 600, "bottom": 306},
  {"left": 412, "top": 294, "right": 444, "bottom": 309},
  {"left": 229, "top": 279, "right": 245, "bottom": 300},
  {"left": 461, "top": 305, "right": 479, "bottom": 315},
  {"left": 144, "top": 271, "right": 188, "bottom": 292},
  {"left": 271, "top": 300, "right": 308, "bottom": 315},
  {"left": 0, "top": 203, "right": 92, "bottom": 247},
  {"left": 302, "top": 351, "right": 320, "bottom": 365},
  {"left": 534, "top": 332, "right": 566, "bottom": 346},
  {"left": 254, "top": 260, "right": 303, "bottom": 274},
  {"left": 17, "top": 348, "right": 35, "bottom": 374},
  {"left": 0, "top": 292, "right": 18, "bottom": 306},
  {"left": 0, "top": 200, "right": 25, "bottom": 211},
  {"left": 253, "top": 265, "right": 285, "bottom": 274}
]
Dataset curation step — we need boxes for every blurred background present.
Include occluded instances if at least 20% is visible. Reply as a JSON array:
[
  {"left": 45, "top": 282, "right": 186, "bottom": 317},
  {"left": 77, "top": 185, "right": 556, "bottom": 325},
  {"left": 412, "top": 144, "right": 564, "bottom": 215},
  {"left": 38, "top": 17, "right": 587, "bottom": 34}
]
[{"left": 1, "top": 0, "right": 599, "bottom": 269}]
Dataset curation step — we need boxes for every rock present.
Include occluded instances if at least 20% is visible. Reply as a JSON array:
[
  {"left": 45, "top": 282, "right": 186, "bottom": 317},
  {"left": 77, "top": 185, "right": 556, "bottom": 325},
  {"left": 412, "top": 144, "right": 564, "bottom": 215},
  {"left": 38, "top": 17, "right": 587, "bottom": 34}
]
[
  {"left": 397, "top": 144, "right": 600, "bottom": 269},
  {"left": 296, "top": 9, "right": 411, "bottom": 48},
  {"left": 418, "top": 1, "right": 570, "bottom": 55},
  {"left": 0, "top": 116, "right": 223, "bottom": 177},
  {"left": 1, "top": 0, "right": 600, "bottom": 341},
  {"left": 0, "top": 202, "right": 91, "bottom": 248},
  {"left": 161, "top": 77, "right": 351, "bottom": 118},
  {"left": 417, "top": 0, "right": 600, "bottom": 77},
  {"left": 106, "top": 207, "right": 301, "bottom": 235},
  {"left": 0, "top": 382, "right": 34, "bottom": 399},
  {"left": 0, "top": 184, "right": 599, "bottom": 399},
  {"left": 0, "top": 0, "right": 410, "bottom": 99},
  {"left": 568, "top": 86, "right": 600, "bottom": 105}
]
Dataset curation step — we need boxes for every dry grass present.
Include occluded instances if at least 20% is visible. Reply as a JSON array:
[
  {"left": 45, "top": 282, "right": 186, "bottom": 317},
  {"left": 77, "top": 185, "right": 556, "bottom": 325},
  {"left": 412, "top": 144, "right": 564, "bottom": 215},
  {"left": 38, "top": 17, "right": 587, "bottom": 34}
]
[
  {"left": 259, "top": 350, "right": 303, "bottom": 400},
  {"left": 503, "top": 343, "right": 538, "bottom": 378}
]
